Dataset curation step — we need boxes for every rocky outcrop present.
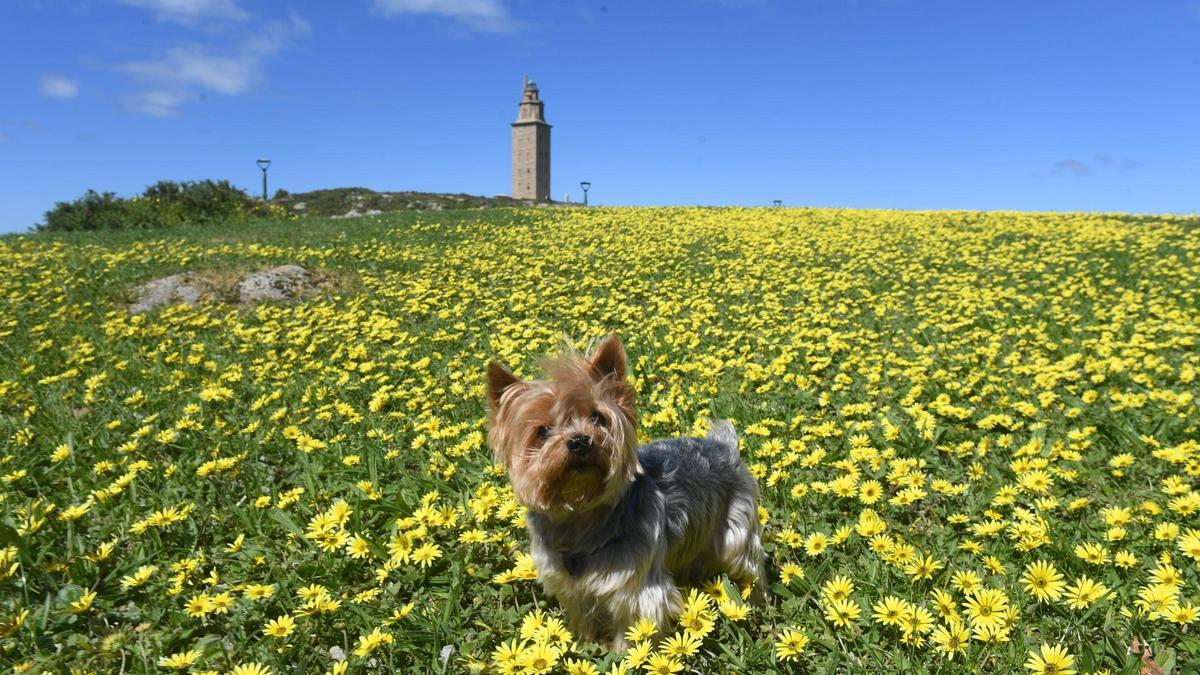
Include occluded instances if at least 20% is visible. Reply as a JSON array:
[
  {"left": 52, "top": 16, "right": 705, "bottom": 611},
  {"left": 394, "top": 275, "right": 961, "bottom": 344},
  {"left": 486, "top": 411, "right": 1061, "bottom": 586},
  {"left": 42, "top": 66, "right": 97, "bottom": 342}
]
[{"left": 129, "top": 265, "right": 321, "bottom": 313}]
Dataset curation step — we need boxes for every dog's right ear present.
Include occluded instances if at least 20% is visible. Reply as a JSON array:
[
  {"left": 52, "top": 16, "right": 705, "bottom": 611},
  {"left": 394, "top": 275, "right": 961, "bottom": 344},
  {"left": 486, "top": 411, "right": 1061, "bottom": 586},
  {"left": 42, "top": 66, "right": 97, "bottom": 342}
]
[
  {"left": 588, "top": 334, "right": 628, "bottom": 382},
  {"left": 486, "top": 362, "right": 522, "bottom": 411}
]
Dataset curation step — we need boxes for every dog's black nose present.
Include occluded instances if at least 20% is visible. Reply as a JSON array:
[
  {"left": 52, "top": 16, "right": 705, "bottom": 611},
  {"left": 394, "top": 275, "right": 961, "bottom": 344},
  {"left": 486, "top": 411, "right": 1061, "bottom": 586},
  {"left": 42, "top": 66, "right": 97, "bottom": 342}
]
[{"left": 567, "top": 434, "right": 592, "bottom": 456}]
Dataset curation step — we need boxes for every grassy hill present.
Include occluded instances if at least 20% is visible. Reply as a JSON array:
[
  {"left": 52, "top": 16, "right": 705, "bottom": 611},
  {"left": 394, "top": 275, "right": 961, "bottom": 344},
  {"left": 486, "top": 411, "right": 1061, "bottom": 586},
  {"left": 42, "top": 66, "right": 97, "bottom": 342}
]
[
  {"left": 271, "top": 187, "right": 553, "bottom": 219},
  {"left": 2, "top": 207, "right": 1199, "bottom": 673}
]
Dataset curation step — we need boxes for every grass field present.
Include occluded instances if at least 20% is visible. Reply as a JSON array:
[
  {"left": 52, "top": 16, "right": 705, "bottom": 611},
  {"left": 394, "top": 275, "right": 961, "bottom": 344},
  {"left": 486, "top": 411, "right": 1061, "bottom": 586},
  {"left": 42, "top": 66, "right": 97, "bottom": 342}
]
[{"left": 2, "top": 207, "right": 1199, "bottom": 674}]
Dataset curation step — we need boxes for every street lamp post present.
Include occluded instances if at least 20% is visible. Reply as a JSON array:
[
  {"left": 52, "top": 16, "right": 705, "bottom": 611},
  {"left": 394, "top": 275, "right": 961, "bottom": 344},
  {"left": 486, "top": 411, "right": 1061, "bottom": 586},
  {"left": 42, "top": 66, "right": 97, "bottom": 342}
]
[
  {"left": 773, "top": 200, "right": 782, "bottom": 207},
  {"left": 580, "top": 181, "right": 591, "bottom": 207},
  {"left": 256, "top": 158, "right": 272, "bottom": 201}
]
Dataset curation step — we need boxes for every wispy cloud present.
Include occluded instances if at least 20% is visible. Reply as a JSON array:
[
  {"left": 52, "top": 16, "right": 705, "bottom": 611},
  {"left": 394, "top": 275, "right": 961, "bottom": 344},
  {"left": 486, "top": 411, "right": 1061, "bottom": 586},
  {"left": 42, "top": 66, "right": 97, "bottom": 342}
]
[
  {"left": 1053, "top": 159, "right": 1091, "bottom": 177},
  {"left": 124, "top": 90, "right": 199, "bottom": 118},
  {"left": 115, "top": 12, "right": 310, "bottom": 116},
  {"left": 116, "top": 0, "right": 249, "bottom": 25},
  {"left": 372, "top": 0, "right": 516, "bottom": 32},
  {"left": 1094, "top": 154, "right": 1143, "bottom": 171},
  {"left": 0, "top": 132, "right": 10, "bottom": 143},
  {"left": 120, "top": 49, "right": 257, "bottom": 96},
  {"left": 1049, "top": 155, "right": 1142, "bottom": 178},
  {"left": 40, "top": 74, "right": 79, "bottom": 99}
]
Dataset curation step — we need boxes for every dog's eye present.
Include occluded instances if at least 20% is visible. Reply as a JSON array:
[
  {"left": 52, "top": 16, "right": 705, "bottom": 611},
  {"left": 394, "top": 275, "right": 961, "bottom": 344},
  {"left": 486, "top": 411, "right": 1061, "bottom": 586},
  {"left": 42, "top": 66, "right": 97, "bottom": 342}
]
[
  {"left": 536, "top": 426, "right": 552, "bottom": 440},
  {"left": 588, "top": 411, "right": 607, "bottom": 427}
]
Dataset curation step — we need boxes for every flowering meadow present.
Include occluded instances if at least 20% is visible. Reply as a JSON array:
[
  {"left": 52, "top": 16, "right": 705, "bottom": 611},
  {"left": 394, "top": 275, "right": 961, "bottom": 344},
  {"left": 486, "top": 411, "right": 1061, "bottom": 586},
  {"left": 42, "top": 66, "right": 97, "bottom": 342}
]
[{"left": 2, "top": 207, "right": 1199, "bottom": 674}]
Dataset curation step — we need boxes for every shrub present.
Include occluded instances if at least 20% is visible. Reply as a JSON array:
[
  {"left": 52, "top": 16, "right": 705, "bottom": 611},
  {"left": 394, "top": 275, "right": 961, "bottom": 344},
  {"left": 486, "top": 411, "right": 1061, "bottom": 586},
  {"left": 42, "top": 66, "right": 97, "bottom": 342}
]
[{"left": 38, "top": 179, "right": 289, "bottom": 232}]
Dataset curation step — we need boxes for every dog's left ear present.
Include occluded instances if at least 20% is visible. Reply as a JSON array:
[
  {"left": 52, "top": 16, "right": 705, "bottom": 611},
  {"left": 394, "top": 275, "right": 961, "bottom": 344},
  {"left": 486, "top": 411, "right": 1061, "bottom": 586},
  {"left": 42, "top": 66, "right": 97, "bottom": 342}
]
[
  {"left": 589, "top": 334, "right": 627, "bottom": 382},
  {"left": 487, "top": 362, "right": 523, "bottom": 411}
]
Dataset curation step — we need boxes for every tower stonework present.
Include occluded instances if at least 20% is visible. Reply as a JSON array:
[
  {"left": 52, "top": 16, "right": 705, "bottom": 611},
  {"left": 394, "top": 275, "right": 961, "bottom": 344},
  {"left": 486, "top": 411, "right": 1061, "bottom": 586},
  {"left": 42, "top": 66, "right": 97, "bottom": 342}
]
[{"left": 512, "top": 77, "right": 551, "bottom": 201}]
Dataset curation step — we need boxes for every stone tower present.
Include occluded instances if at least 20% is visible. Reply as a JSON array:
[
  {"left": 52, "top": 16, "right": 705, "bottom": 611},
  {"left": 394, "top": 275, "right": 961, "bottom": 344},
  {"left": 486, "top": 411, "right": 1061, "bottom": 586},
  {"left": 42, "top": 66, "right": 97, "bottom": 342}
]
[{"left": 512, "top": 76, "right": 551, "bottom": 201}]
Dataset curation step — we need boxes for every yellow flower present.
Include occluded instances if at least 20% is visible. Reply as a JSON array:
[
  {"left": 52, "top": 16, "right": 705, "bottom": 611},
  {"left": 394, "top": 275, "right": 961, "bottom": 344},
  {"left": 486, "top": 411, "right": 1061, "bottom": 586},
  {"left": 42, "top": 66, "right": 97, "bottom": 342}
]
[
  {"left": 660, "top": 631, "right": 701, "bottom": 657},
  {"left": 804, "top": 531, "right": 829, "bottom": 556},
  {"left": 345, "top": 535, "right": 372, "bottom": 559},
  {"left": 519, "top": 609, "right": 547, "bottom": 641},
  {"left": 353, "top": 627, "right": 394, "bottom": 658},
  {"left": 778, "top": 562, "right": 804, "bottom": 585},
  {"left": 950, "top": 569, "right": 981, "bottom": 594},
  {"left": 774, "top": 627, "right": 809, "bottom": 661},
  {"left": 1167, "top": 603, "right": 1199, "bottom": 625},
  {"left": 872, "top": 595, "right": 913, "bottom": 626},
  {"left": 963, "top": 589, "right": 1008, "bottom": 630},
  {"left": 158, "top": 650, "right": 202, "bottom": 669},
  {"left": 931, "top": 619, "right": 970, "bottom": 659},
  {"left": 642, "top": 654, "right": 683, "bottom": 675},
  {"left": 563, "top": 659, "right": 599, "bottom": 675},
  {"left": 491, "top": 638, "right": 524, "bottom": 670},
  {"left": 519, "top": 642, "right": 560, "bottom": 674},
  {"left": 824, "top": 598, "right": 862, "bottom": 628},
  {"left": 119, "top": 565, "right": 157, "bottom": 590},
  {"left": 624, "top": 617, "right": 658, "bottom": 643},
  {"left": 70, "top": 589, "right": 97, "bottom": 614},
  {"left": 1025, "top": 643, "right": 1076, "bottom": 675},
  {"left": 821, "top": 574, "right": 855, "bottom": 603},
  {"left": 244, "top": 584, "right": 275, "bottom": 600},
  {"left": 184, "top": 593, "right": 214, "bottom": 618},
  {"left": 905, "top": 554, "right": 944, "bottom": 580},
  {"left": 1063, "top": 576, "right": 1108, "bottom": 609},
  {"left": 719, "top": 601, "right": 750, "bottom": 621},
  {"left": 1021, "top": 561, "right": 1066, "bottom": 604},
  {"left": 901, "top": 605, "right": 936, "bottom": 637},
  {"left": 209, "top": 591, "right": 234, "bottom": 614},
  {"left": 534, "top": 617, "right": 572, "bottom": 647},
  {"left": 264, "top": 614, "right": 296, "bottom": 638},
  {"left": 623, "top": 641, "right": 652, "bottom": 668},
  {"left": 411, "top": 542, "right": 442, "bottom": 567},
  {"left": 1073, "top": 542, "right": 1109, "bottom": 565},
  {"left": 230, "top": 664, "right": 272, "bottom": 675}
]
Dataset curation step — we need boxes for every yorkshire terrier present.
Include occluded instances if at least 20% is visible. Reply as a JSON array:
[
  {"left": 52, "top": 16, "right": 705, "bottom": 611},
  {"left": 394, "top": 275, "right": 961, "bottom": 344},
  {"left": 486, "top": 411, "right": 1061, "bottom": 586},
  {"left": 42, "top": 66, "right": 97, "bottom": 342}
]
[{"left": 486, "top": 335, "right": 767, "bottom": 649}]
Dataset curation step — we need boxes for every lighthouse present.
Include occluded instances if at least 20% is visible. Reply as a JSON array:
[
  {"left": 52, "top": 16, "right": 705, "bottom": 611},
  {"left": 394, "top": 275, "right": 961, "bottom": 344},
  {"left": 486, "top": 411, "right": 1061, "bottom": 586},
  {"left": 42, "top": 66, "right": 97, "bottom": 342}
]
[{"left": 511, "top": 77, "right": 551, "bottom": 201}]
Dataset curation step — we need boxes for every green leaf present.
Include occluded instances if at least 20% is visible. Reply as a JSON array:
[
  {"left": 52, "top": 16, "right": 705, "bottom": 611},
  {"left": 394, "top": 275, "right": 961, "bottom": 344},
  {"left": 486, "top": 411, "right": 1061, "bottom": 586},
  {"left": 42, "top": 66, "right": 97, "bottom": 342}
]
[{"left": 267, "top": 509, "right": 303, "bottom": 535}]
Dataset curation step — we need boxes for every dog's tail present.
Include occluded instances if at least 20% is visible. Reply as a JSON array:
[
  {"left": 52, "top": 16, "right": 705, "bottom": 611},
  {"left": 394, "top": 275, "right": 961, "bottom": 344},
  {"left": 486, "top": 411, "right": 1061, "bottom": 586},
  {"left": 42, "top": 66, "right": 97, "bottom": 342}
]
[{"left": 705, "top": 419, "right": 741, "bottom": 460}]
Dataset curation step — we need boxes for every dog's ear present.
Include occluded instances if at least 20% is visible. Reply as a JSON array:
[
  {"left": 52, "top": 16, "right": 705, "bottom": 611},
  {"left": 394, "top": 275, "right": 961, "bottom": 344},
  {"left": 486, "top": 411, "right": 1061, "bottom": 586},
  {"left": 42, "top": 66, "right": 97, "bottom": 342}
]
[
  {"left": 486, "top": 362, "right": 522, "bottom": 411},
  {"left": 589, "top": 334, "right": 627, "bottom": 382}
]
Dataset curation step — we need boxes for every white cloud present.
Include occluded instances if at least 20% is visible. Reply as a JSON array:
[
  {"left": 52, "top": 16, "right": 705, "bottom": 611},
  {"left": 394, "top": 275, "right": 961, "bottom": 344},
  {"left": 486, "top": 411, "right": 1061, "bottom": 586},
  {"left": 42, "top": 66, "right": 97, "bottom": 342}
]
[
  {"left": 120, "top": 49, "right": 256, "bottom": 95},
  {"left": 373, "top": 0, "right": 515, "bottom": 31},
  {"left": 116, "top": 0, "right": 248, "bottom": 24},
  {"left": 244, "top": 13, "right": 312, "bottom": 55},
  {"left": 123, "top": 90, "right": 198, "bottom": 117},
  {"left": 40, "top": 74, "right": 79, "bottom": 99},
  {"left": 116, "top": 12, "right": 309, "bottom": 116}
]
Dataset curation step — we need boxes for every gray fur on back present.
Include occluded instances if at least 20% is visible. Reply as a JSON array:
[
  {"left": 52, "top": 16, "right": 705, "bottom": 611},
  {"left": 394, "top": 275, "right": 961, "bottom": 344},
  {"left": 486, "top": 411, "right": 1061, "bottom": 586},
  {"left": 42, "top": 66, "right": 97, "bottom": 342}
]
[
  {"left": 527, "top": 431, "right": 759, "bottom": 585},
  {"left": 705, "top": 419, "right": 739, "bottom": 457},
  {"left": 638, "top": 434, "right": 758, "bottom": 581}
]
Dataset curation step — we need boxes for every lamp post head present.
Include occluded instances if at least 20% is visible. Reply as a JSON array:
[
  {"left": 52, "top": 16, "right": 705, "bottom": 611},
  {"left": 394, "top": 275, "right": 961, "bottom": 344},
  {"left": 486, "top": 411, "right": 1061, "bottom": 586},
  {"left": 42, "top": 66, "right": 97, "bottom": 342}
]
[
  {"left": 257, "top": 158, "right": 272, "bottom": 171},
  {"left": 580, "top": 181, "right": 591, "bottom": 192}
]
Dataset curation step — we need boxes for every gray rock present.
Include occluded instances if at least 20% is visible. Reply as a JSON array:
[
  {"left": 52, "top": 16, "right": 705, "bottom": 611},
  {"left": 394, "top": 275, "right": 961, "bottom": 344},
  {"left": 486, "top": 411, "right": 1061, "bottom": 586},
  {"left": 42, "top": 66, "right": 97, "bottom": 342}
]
[
  {"left": 128, "top": 274, "right": 203, "bottom": 314},
  {"left": 236, "top": 264, "right": 314, "bottom": 304}
]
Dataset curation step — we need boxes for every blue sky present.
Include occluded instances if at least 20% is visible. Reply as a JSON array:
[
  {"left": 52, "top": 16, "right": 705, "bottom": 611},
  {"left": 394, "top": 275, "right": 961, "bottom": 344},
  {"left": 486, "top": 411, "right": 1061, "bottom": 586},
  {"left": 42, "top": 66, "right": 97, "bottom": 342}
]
[{"left": 2, "top": 0, "right": 1198, "bottom": 232}]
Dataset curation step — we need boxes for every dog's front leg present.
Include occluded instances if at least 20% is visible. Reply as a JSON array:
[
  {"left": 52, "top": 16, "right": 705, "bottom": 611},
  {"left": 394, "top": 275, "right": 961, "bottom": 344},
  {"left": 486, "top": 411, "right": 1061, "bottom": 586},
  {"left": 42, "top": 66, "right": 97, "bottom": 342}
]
[{"left": 584, "top": 539, "right": 682, "bottom": 651}]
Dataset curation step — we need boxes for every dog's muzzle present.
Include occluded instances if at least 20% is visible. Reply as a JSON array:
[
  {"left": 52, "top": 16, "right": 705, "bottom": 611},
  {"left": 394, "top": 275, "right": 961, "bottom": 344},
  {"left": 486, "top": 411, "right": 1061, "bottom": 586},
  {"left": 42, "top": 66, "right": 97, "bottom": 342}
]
[{"left": 567, "top": 434, "right": 593, "bottom": 456}]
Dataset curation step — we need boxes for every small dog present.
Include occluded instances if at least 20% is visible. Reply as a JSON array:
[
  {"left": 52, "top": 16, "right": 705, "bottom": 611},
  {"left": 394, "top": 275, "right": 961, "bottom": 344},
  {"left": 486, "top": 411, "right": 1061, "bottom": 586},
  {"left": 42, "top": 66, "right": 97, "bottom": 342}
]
[{"left": 486, "top": 335, "right": 767, "bottom": 648}]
